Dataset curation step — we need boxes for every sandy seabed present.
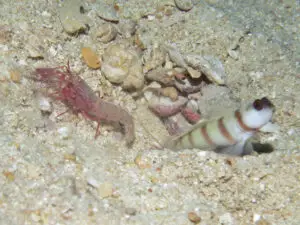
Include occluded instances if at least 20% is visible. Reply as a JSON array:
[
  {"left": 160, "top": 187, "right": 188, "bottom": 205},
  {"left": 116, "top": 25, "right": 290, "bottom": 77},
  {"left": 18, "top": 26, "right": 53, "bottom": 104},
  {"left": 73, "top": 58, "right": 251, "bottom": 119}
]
[{"left": 0, "top": 0, "right": 299, "bottom": 224}]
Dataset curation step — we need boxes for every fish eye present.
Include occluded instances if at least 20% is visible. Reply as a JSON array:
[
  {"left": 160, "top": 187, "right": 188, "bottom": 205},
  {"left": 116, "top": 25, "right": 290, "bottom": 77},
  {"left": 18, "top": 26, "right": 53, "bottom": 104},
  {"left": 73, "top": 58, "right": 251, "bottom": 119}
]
[{"left": 253, "top": 99, "right": 263, "bottom": 111}]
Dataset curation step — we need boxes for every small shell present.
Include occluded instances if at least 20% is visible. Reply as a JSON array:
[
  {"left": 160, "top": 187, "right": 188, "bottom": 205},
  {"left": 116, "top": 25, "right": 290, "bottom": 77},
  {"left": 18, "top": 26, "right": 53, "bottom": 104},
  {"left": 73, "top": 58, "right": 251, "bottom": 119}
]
[
  {"left": 184, "top": 54, "right": 226, "bottom": 85},
  {"left": 175, "top": 0, "right": 193, "bottom": 11},
  {"left": 81, "top": 47, "right": 101, "bottom": 69},
  {"left": 95, "top": 24, "right": 117, "bottom": 43},
  {"left": 186, "top": 66, "right": 201, "bottom": 78},
  {"left": 96, "top": 4, "right": 119, "bottom": 22}
]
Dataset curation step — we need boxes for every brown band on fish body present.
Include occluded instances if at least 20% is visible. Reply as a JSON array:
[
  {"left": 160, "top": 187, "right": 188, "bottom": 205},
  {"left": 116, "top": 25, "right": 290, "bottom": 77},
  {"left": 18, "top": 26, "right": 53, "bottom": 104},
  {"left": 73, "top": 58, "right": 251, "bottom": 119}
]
[
  {"left": 201, "top": 125, "right": 215, "bottom": 146},
  {"left": 235, "top": 110, "right": 257, "bottom": 132},
  {"left": 218, "top": 117, "right": 236, "bottom": 144}
]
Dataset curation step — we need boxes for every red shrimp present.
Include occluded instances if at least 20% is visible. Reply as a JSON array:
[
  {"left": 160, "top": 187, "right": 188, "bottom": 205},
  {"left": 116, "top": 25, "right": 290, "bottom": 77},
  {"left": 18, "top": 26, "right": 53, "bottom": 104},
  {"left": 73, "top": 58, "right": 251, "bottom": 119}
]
[{"left": 34, "top": 62, "right": 135, "bottom": 145}]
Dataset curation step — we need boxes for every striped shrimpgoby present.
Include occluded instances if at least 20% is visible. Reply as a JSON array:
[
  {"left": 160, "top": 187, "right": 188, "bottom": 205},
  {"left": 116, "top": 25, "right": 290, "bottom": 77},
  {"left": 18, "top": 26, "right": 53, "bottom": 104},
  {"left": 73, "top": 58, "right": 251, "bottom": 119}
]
[{"left": 164, "top": 97, "right": 275, "bottom": 155}]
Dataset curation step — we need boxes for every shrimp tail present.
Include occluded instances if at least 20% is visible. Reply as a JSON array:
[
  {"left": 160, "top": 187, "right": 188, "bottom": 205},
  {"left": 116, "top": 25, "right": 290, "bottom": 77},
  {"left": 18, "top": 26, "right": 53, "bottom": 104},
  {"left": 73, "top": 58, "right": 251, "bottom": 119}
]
[{"left": 87, "top": 100, "right": 135, "bottom": 146}]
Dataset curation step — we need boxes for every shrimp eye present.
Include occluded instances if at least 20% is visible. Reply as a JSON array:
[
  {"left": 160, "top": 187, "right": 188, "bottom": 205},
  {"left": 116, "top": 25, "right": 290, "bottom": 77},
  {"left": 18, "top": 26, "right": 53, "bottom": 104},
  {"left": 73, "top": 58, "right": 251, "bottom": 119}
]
[{"left": 253, "top": 99, "right": 263, "bottom": 111}]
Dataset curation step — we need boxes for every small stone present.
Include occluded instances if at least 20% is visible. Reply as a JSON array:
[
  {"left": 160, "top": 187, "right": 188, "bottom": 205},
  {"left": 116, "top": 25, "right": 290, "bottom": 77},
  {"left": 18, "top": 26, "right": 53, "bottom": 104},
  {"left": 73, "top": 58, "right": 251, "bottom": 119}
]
[
  {"left": 227, "top": 49, "right": 239, "bottom": 60},
  {"left": 161, "top": 86, "right": 178, "bottom": 101},
  {"left": 63, "top": 153, "right": 76, "bottom": 162},
  {"left": 81, "top": 47, "right": 101, "bottom": 69},
  {"left": 188, "top": 212, "right": 201, "bottom": 224},
  {"left": 256, "top": 218, "right": 271, "bottom": 225},
  {"left": 98, "top": 182, "right": 113, "bottom": 198},
  {"left": 134, "top": 154, "right": 151, "bottom": 169},
  {"left": 3, "top": 171, "right": 15, "bottom": 182},
  {"left": 175, "top": 0, "right": 193, "bottom": 11},
  {"left": 125, "top": 207, "right": 137, "bottom": 216},
  {"left": 57, "top": 127, "right": 71, "bottom": 139},
  {"left": 0, "top": 25, "right": 12, "bottom": 44},
  {"left": 9, "top": 69, "right": 21, "bottom": 83},
  {"left": 187, "top": 66, "right": 201, "bottom": 78},
  {"left": 185, "top": 54, "right": 226, "bottom": 85},
  {"left": 219, "top": 213, "right": 234, "bottom": 225}
]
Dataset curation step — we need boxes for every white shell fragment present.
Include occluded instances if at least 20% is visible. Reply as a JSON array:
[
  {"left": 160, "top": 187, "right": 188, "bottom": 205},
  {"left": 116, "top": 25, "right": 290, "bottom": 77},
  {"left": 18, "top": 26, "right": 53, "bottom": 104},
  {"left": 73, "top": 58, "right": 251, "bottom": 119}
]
[
  {"left": 38, "top": 96, "right": 53, "bottom": 113},
  {"left": 57, "top": 126, "right": 71, "bottom": 139},
  {"left": 184, "top": 54, "right": 226, "bottom": 85}
]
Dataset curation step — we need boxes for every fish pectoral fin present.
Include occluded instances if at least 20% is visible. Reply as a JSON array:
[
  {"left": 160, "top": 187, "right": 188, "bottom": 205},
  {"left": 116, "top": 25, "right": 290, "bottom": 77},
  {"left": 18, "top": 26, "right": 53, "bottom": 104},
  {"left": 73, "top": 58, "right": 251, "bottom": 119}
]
[{"left": 214, "top": 140, "right": 253, "bottom": 156}]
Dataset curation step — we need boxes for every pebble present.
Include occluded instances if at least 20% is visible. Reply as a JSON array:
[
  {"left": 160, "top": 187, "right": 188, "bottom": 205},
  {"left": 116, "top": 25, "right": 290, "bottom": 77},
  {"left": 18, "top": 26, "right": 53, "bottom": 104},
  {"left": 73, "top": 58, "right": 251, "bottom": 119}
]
[
  {"left": 175, "top": 0, "right": 194, "bottom": 11},
  {"left": 227, "top": 49, "right": 239, "bottom": 60},
  {"left": 188, "top": 212, "right": 201, "bottom": 224},
  {"left": 81, "top": 47, "right": 101, "bottom": 69},
  {"left": 57, "top": 127, "right": 71, "bottom": 140},
  {"left": 145, "top": 67, "right": 174, "bottom": 86},
  {"left": 9, "top": 69, "right": 21, "bottom": 83},
  {"left": 161, "top": 86, "right": 178, "bottom": 101},
  {"left": 98, "top": 182, "right": 113, "bottom": 198},
  {"left": 187, "top": 66, "right": 201, "bottom": 78},
  {"left": 38, "top": 96, "right": 53, "bottom": 113},
  {"left": 255, "top": 218, "right": 271, "bottom": 225}
]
